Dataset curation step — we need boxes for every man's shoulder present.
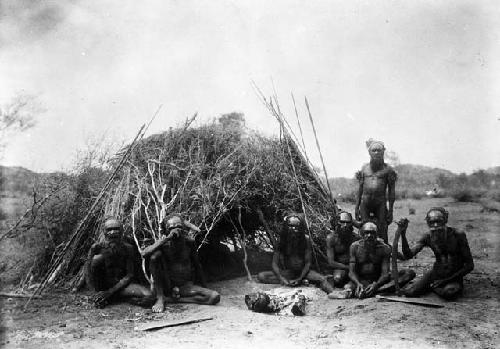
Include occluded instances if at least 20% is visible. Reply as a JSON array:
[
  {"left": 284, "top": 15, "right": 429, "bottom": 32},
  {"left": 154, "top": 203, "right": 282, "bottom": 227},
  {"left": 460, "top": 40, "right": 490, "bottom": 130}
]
[
  {"left": 449, "top": 227, "right": 468, "bottom": 240},
  {"left": 326, "top": 232, "right": 336, "bottom": 244},
  {"left": 351, "top": 240, "right": 362, "bottom": 248},
  {"left": 376, "top": 240, "right": 391, "bottom": 255}
]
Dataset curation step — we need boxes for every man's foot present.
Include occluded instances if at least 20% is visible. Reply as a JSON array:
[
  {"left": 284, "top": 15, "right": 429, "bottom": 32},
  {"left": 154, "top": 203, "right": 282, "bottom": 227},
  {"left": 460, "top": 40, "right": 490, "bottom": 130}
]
[
  {"left": 152, "top": 296, "right": 165, "bottom": 313},
  {"left": 328, "top": 289, "right": 352, "bottom": 299}
]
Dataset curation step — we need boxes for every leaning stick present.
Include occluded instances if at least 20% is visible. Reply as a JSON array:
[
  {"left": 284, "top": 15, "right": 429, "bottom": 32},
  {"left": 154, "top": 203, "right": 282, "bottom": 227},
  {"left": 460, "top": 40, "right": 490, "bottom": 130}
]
[
  {"left": 0, "top": 292, "right": 42, "bottom": 299},
  {"left": 291, "top": 93, "right": 308, "bottom": 155},
  {"left": 304, "top": 97, "right": 337, "bottom": 217}
]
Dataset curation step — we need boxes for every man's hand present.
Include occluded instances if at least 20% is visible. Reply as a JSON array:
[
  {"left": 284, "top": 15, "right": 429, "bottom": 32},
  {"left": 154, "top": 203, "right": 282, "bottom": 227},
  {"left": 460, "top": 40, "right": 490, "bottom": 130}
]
[
  {"left": 355, "top": 283, "right": 365, "bottom": 298},
  {"left": 364, "top": 282, "right": 378, "bottom": 297},
  {"left": 91, "top": 290, "right": 112, "bottom": 309},
  {"left": 289, "top": 279, "right": 301, "bottom": 287},
  {"left": 396, "top": 218, "right": 409, "bottom": 231},
  {"left": 430, "top": 279, "right": 447, "bottom": 289},
  {"left": 280, "top": 277, "right": 291, "bottom": 286}
]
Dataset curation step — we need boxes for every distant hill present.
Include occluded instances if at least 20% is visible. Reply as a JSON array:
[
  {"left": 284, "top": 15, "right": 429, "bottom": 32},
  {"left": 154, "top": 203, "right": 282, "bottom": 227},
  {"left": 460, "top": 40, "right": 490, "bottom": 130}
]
[
  {"left": 486, "top": 166, "right": 500, "bottom": 175},
  {"left": 0, "top": 166, "right": 41, "bottom": 195},
  {"left": 394, "top": 164, "right": 455, "bottom": 188}
]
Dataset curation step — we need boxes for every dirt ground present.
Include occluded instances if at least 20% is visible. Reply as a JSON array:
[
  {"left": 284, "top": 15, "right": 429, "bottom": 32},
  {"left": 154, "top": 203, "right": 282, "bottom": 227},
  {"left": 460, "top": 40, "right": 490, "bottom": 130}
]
[{"left": 1, "top": 198, "right": 499, "bottom": 349}]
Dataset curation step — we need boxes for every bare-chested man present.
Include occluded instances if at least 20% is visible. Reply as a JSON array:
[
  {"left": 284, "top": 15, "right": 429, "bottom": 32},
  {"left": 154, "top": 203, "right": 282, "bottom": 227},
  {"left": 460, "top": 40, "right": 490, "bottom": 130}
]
[
  {"left": 398, "top": 207, "right": 474, "bottom": 300},
  {"left": 326, "top": 211, "right": 360, "bottom": 289},
  {"left": 257, "top": 214, "right": 334, "bottom": 295},
  {"left": 85, "top": 218, "right": 153, "bottom": 308},
  {"left": 349, "top": 222, "right": 415, "bottom": 298},
  {"left": 355, "top": 139, "right": 397, "bottom": 243},
  {"left": 142, "top": 214, "right": 220, "bottom": 313}
]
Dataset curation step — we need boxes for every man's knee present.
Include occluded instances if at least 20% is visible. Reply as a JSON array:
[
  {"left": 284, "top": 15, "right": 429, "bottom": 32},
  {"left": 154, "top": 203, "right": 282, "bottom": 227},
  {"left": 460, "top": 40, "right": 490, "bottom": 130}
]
[
  {"left": 436, "top": 283, "right": 462, "bottom": 300},
  {"left": 91, "top": 254, "right": 105, "bottom": 267},
  {"left": 332, "top": 273, "right": 346, "bottom": 286},
  {"left": 208, "top": 291, "right": 220, "bottom": 305},
  {"left": 257, "top": 271, "right": 273, "bottom": 283}
]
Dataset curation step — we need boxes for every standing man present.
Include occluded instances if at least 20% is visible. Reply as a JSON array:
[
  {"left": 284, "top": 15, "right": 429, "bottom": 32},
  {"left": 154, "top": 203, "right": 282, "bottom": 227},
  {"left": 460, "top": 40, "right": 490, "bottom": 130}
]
[
  {"left": 398, "top": 208, "right": 474, "bottom": 300},
  {"left": 349, "top": 222, "right": 414, "bottom": 298},
  {"left": 142, "top": 214, "right": 220, "bottom": 313},
  {"left": 257, "top": 214, "right": 334, "bottom": 295},
  {"left": 355, "top": 139, "right": 397, "bottom": 243},
  {"left": 85, "top": 218, "right": 153, "bottom": 308}
]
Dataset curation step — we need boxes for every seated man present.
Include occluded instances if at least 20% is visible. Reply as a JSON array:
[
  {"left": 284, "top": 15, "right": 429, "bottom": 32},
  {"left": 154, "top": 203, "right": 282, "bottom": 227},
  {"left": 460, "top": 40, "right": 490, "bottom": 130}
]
[
  {"left": 349, "top": 222, "right": 414, "bottom": 298},
  {"left": 398, "top": 207, "right": 474, "bottom": 300},
  {"left": 326, "top": 211, "right": 360, "bottom": 291},
  {"left": 85, "top": 218, "right": 153, "bottom": 308},
  {"left": 141, "top": 214, "right": 220, "bottom": 313},
  {"left": 257, "top": 214, "right": 334, "bottom": 295}
]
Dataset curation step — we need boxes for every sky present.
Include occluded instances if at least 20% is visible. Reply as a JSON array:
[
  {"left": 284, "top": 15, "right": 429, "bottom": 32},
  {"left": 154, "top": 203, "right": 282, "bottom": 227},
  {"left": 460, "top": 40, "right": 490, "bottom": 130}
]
[{"left": 1, "top": 0, "right": 499, "bottom": 177}]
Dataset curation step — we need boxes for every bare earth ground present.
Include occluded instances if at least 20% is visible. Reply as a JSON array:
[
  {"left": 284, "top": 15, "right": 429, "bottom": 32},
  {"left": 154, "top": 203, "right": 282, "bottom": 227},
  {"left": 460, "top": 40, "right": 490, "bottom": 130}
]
[{"left": 1, "top": 198, "right": 499, "bottom": 349}]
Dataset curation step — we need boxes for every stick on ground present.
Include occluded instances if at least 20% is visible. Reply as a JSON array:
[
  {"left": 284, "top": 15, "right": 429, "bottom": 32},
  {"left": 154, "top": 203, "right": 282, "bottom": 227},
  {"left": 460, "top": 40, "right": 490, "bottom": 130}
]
[
  {"left": 376, "top": 295, "right": 444, "bottom": 308},
  {"left": 135, "top": 317, "right": 214, "bottom": 331}
]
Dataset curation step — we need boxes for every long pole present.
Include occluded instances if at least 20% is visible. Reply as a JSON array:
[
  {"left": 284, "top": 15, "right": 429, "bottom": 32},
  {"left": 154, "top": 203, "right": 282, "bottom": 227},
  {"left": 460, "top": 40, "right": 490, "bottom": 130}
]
[{"left": 304, "top": 97, "right": 337, "bottom": 217}]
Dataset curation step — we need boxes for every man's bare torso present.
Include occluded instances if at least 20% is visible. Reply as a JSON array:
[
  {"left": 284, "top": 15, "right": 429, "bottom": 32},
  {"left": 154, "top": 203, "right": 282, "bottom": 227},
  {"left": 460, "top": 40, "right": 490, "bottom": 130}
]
[
  {"left": 360, "top": 163, "right": 396, "bottom": 202},
  {"left": 352, "top": 240, "right": 391, "bottom": 282}
]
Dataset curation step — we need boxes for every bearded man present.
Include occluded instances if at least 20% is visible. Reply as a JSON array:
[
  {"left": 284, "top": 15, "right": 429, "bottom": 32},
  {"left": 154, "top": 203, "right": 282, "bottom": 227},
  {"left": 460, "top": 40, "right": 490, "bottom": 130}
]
[
  {"left": 85, "top": 218, "right": 153, "bottom": 308},
  {"left": 141, "top": 214, "right": 220, "bottom": 313},
  {"left": 349, "top": 222, "right": 415, "bottom": 298},
  {"left": 326, "top": 211, "right": 360, "bottom": 289},
  {"left": 355, "top": 139, "right": 397, "bottom": 243},
  {"left": 398, "top": 208, "right": 474, "bottom": 300},
  {"left": 257, "top": 214, "right": 334, "bottom": 295}
]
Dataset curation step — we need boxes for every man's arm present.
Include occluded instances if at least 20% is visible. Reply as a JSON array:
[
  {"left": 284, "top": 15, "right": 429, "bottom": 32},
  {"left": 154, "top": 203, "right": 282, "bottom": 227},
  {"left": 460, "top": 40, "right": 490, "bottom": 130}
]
[
  {"left": 191, "top": 242, "right": 207, "bottom": 287},
  {"left": 400, "top": 221, "right": 426, "bottom": 259},
  {"left": 272, "top": 248, "right": 289, "bottom": 285},
  {"left": 92, "top": 245, "right": 135, "bottom": 307},
  {"left": 355, "top": 171, "right": 364, "bottom": 220},
  {"left": 292, "top": 237, "right": 312, "bottom": 284},
  {"left": 326, "top": 234, "right": 349, "bottom": 271},
  {"left": 386, "top": 169, "right": 397, "bottom": 223},
  {"left": 372, "top": 248, "right": 391, "bottom": 292},
  {"left": 141, "top": 236, "right": 168, "bottom": 258},
  {"left": 85, "top": 243, "right": 101, "bottom": 291},
  {"left": 433, "top": 232, "right": 474, "bottom": 287},
  {"left": 348, "top": 244, "right": 362, "bottom": 288}
]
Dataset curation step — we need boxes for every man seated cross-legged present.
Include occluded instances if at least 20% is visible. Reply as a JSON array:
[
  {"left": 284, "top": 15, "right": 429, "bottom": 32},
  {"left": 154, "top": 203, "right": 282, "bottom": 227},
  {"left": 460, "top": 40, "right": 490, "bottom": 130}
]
[
  {"left": 257, "top": 214, "right": 334, "bottom": 295},
  {"left": 398, "top": 207, "right": 474, "bottom": 300},
  {"left": 142, "top": 214, "right": 220, "bottom": 313},
  {"left": 85, "top": 218, "right": 153, "bottom": 308},
  {"left": 348, "top": 222, "right": 415, "bottom": 298},
  {"left": 326, "top": 211, "right": 360, "bottom": 299}
]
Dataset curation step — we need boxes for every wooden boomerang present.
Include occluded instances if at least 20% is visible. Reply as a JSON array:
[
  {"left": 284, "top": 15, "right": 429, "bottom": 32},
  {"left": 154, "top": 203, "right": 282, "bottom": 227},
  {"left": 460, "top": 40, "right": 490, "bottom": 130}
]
[{"left": 392, "top": 220, "right": 405, "bottom": 296}]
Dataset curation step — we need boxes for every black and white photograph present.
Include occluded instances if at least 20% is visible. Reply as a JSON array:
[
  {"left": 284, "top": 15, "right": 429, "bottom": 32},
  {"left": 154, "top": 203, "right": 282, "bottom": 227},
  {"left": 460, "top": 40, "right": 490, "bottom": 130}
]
[{"left": 1, "top": 1, "right": 499, "bottom": 348}]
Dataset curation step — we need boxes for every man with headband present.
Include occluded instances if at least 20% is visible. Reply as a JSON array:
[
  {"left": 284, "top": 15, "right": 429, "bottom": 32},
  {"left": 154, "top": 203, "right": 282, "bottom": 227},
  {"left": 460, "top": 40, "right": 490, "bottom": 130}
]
[
  {"left": 257, "top": 214, "right": 334, "bottom": 295},
  {"left": 355, "top": 139, "right": 397, "bottom": 243},
  {"left": 397, "top": 208, "right": 474, "bottom": 300},
  {"left": 326, "top": 211, "right": 360, "bottom": 298}
]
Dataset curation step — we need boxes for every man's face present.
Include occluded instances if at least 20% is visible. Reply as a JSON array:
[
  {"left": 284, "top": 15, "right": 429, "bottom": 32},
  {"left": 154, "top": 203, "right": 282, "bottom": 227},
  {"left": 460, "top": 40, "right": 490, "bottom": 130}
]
[
  {"left": 286, "top": 217, "right": 302, "bottom": 234},
  {"left": 338, "top": 220, "right": 353, "bottom": 235},
  {"left": 361, "top": 223, "right": 378, "bottom": 246},
  {"left": 105, "top": 227, "right": 122, "bottom": 242},
  {"left": 165, "top": 216, "right": 184, "bottom": 240},
  {"left": 368, "top": 144, "right": 385, "bottom": 161},
  {"left": 427, "top": 211, "right": 446, "bottom": 233}
]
